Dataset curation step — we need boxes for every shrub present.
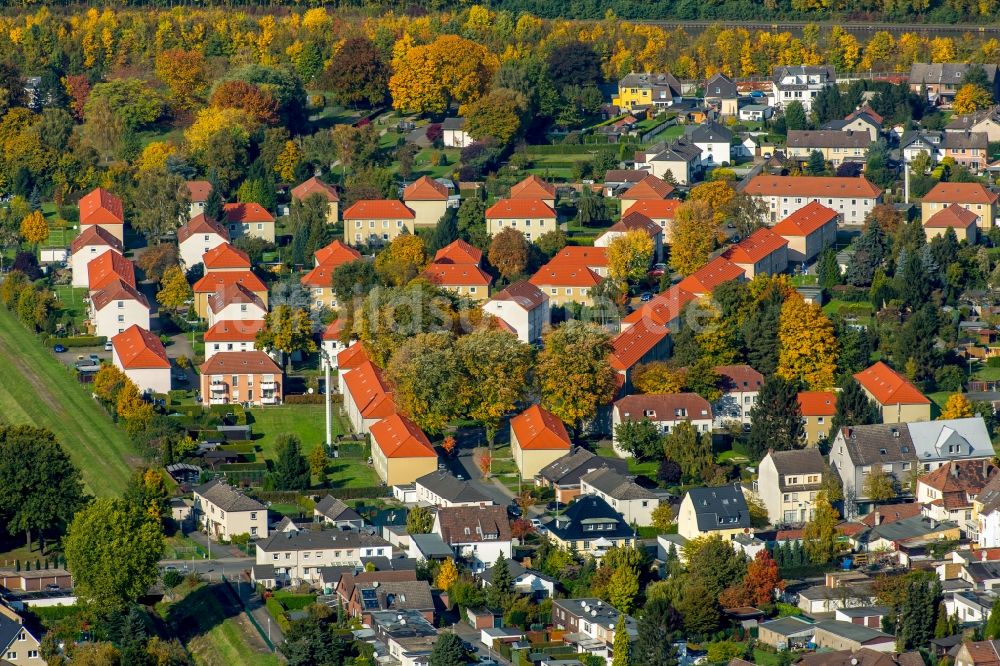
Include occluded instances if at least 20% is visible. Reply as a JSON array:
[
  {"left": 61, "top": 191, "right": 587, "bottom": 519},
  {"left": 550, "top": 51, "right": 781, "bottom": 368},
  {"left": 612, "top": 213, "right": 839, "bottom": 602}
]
[
  {"left": 45, "top": 335, "right": 107, "bottom": 348},
  {"left": 58, "top": 206, "right": 79, "bottom": 223},
  {"left": 987, "top": 356, "right": 1000, "bottom": 368},
  {"left": 284, "top": 393, "right": 341, "bottom": 404},
  {"left": 265, "top": 596, "right": 291, "bottom": 633}
]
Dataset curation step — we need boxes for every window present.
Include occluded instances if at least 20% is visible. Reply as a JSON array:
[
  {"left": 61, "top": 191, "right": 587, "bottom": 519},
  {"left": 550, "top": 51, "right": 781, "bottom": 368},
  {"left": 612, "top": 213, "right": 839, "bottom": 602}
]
[
  {"left": 117, "top": 301, "right": 124, "bottom": 308},
  {"left": 6, "top": 652, "right": 15, "bottom": 660},
  {"left": 251, "top": 527, "right": 258, "bottom": 536},
  {"left": 272, "top": 554, "right": 278, "bottom": 560},
  {"left": 117, "top": 314, "right": 124, "bottom": 322},
  {"left": 28, "top": 650, "right": 38, "bottom": 658},
  {"left": 17, "top": 632, "right": 24, "bottom": 641},
  {"left": 818, "top": 417, "right": 825, "bottom": 424},
  {"left": 232, "top": 375, "right": 239, "bottom": 386}
]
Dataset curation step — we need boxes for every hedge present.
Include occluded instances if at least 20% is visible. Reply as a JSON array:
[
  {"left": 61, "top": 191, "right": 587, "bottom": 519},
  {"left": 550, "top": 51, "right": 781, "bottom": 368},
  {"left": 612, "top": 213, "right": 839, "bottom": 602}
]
[
  {"left": 284, "top": 393, "right": 337, "bottom": 405},
  {"left": 265, "top": 597, "right": 291, "bottom": 633},
  {"left": 325, "top": 486, "right": 391, "bottom": 500},
  {"left": 45, "top": 335, "right": 106, "bottom": 347},
  {"left": 273, "top": 592, "right": 316, "bottom": 611}
]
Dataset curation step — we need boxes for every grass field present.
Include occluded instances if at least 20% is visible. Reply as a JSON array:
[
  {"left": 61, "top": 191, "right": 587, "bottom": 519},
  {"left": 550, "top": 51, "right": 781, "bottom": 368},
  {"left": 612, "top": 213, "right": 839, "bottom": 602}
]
[
  {"left": 0, "top": 306, "right": 135, "bottom": 495},
  {"left": 52, "top": 286, "right": 89, "bottom": 331}
]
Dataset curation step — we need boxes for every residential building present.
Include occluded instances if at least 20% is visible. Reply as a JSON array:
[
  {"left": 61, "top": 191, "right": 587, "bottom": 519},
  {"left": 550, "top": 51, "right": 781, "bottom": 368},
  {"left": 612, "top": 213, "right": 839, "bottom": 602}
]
[
  {"left": 758, "top": 615, "right": 817, "bottom": 650},
  {"left": 772, "top": 201, "right": 839, "bottom": 263},
  {"left": 812, "top": 621, "right": 895, "bottom": 653},
  {"left": 786, "top": 130, "right": 872, "bottom": 166},
  {"left": 185, "top": 180, "right": 212, "bottom": 218},
  {"left": 442, "top": 117, "right": 472, "bottom": 148},
  {"left": 612, "top": 393, "right": 713, "bottom": 456},
  {"left": 612, "top": 72, "right": 682, "bottom": 111},
  {"left": 705, "top": 72, "right": 739, "bottom": 117},
  {"left": 192, "top": 271, "right": 268, "bottom": 319},
  {"left": 482, "top": 281, "right": 550, "bottom": 344},
  {"left": 193, "top": 478, "right": 268, "bottom": 540},
  {"left": 921, "top": 182, "right": 998, "bottom": 231},
  {"left": 917, "top": 460, "right": 996, "bottom": 531},
  {"left": 547, "top": 495, "right": 634, "bottom": 556},
  {"left": 924, "top": 204, "right": 979, "bottom": 242},
  {"left": 552, "top": 598, "right": 638, "bottom": 662},
  {"left": 480, "top": 560, "right": 556, "bottom": 599},
  {"left": 301, "top": 240, "right": 362, "bottom": 310},
  {"left": 833, "top": 606, "right": 890, "bottom": 629},
  {"left": 509, "top": 175, "right": 557, "bottom": 207},
  {"left": 909, "top": 63, "right": 1000, "bottom": 104},
  {"left": 713, "top": 364, "right": 764, "bottom": 427},
  {"left": 755, "top": 448, "right": 827, "bottom": 525},
  {"left": 685, "top": 121, "right": 734, "bottom": 166},
  {"left": 739, "top": 104, "right": 774, "bottom": 122},
  {"left": 976, "top": 473, "right": 1000, "bottom": 548},
  {"left": 594, "top": 212, "right": 664, "bottom": 262},
  {"left": 947, "top": 106, "right": 1000, "bottom": 142},
  {"left": 87, "top": 250, "right": 135, "bottom": 291},
  {"left": 342, "top": 360, "right": 396, "bottom": 434},
  {"left": 771, "top": 65, "right": 836, "bottom": 111},
  {"left": 198, "top": 351, "right": 282, "bottom": 406},
  {"left": 254, "top": 529, "right": 392, "bottom": 585},
  {"left": 677, "top": 256, "right": 746, "bottom": 296},
  {"left": 939, "top": 130, "right": 988, "bottom": 172},
  {"left": 510, "top": 404, "right": 571, "bottom": 480},
  {"left": 618, "top": 174, "right": 675, "bottom": 214},
  {"left": 620, "top": 284, "right": 696, "bottom": 333},
  {"left": 579, "top": 467, "right": 660, "bottom": 526},
  {"left": 0, "top": 603, "right": 44, "bottom": 666},
  {"left": 955, "top": 639, "right": 1000, "bottom": 666},
  {"left": 177, "top": 214, "right": 230, "bottom": 270},
  {"left": 744, "top": 175, "right": 882, "bottom": 225},
  {"left": 370, "top": 412, "right": 438, "bottom": 486},
  {"left": 433, "top": 239, "right": 482, "bottom": 266},
  {"left": 901, "top": 131, "right": 943, "bottom": 164},
  {"left": 603, "top": 169, "right": 649, "bottom": 197},
  {"left": 822, "top": 107, "right": 883, "bottom": 142},
  {"left": 335, "top": 342, "right": 371, "bottom": 394},
  {"left": 368, "top": 609, "right": 438, "bottom": 666},
  {"left": 799, "top": 391, "right": 837, "bottom": 445},
  {"left": 721, "top": 227, "right": 789, "bottom": 278},
  {"left": 536, "top": 448, "right": 629, "bottom": 503},
  {"left": 528, "top": 261, "right": 602, "bottom": 307},
  {"left": 348, "top": 579, "right": 434, "bottom": 624},
  {"left": 70, "top": 226, "right": 122, "bottom": 288},
  {"left": 321, "top": 319, "right": 347, "bottom": 369},
  {"left": 203, "top": 320, "right": 265, "bottom": 361},
  {"left": 111, "top": 325, "right": 170, "bottom": 395},
  {"left": 291, "top": 175, "right": 339, "bottom": 223},
  {"left": 485, "top": 198, "right": 558, "bottom": 241},
  {"left": 202, "top": 242, "right": 251, "bottom": 273},
  {"left": 206, "top": 283, "right": 267, "bottom": 327},
  {"left": 313, "top": 495, "right": 364, "bottom": 529},
  {"left": 89, "top": 279, "right": 151, "bottom": 338},
  {"left": 609, "top": 318, "right": 671, "bottom": 393},
  {"left": 433, "top": 505, "right": 512, "bottom": 572},
  {"left": 402, "top": 176, "right": 449, "bottom": 227},
  {"left": 854, "top": 361, "right": 932, "bottom": 423},
  {"left": 620, "top": 199, "right": 680, "bottom": 237},
  {"left": 413, "top": 470, "right": 493, "bottom": 508},
  {"left": 642, "top": 139, "right": 703, "bottom": 184},
  {"left": 678, "top": 484, "right": 752, "bottom": 540},
  {"left": 223, "top": 202, "right": 275, "bottom": 242},
  {"left": 79, "top": 187, "right": 125, "bottom": 243},
  {"left": 421, "top": 263, "right": 492, "bottom": 302},
  {"left": 343, "top": 200, "right": 415, "bottom": 246}
]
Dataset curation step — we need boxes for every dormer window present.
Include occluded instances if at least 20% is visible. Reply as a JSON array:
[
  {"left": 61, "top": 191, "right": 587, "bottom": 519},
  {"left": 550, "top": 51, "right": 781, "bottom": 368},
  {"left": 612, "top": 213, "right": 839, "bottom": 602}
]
[{"left": 879, "top": 448, "right": 887, "bottom": 455}]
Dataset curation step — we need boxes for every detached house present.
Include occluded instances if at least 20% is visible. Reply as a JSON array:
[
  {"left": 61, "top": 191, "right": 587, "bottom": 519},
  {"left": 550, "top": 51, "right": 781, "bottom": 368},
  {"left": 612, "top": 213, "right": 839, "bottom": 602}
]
[
  {"left": 705, "top": 72, "right": 739, "bottom": 117},
  {"left": 924, "top": 204, "right": 979, "bottom": 242},
  {"left": 786, "top": 130, "right": 872, "bottom": 166},
  {"left": 854, "top": 361, "right": 931, "bottom": 423},
  {"left": 536, "top": 448, "right": 628, "bottom": 504},
  {"left": 772, "top": 201, "right": 839, "bottom": 263},
  {"left": 755, "top": 448, "right": 827, "bottom": 525},
  {"left": 291, "top": 175, "right": 339, "bottom": 224},
  {"left": 771, "top": 65, "right": 835, "bottom": 111},
  {"left": 744, "top": 175, "right": 882, "bottom": 225},
  {"left": 177, "top": 214, "right": 230, "bottom": 270},
  {"left": 528, "top": 261, "right": 602, "bottom": 307},
  {"left": 579, "top": 467, "right": 660, "bottom": 526},
  {"left": 547, "top": 495, "right": 634, "bottom": 556},
  {"left": 482, "top": 281, "right": 550, "bottom": 344},
  {"left": 193, "top": 478, "right": 268, "bottom": 541},
  {"left": 79, "top": 187, "right": 125, "bottom": 243},
  {"left": 642, "top": 139, "right": 703, "bottom": 185},
  {"left": 552, "top": 598, "right": 637, "bottom": 660},
  {"left": 433, "top": 505, "right": 512, "bottom": 572},
  {"left": 313, "top": 495, "right": 364, "bottom": 529},
  {"left": 343, "top": 200, "right": 416, "bottom": 246},
  {"left": 921, "top": 182, "right": 998, "bottom": 231},
  {"left": 510, "top": 175, "right": 557, "bottom": 207},
  {"left": 442, "top": 117, "right": 472, "bottom": 148},
  {"left": 678, "top": 484, "right": 752, "bottom": 540},
  {"left": 713, "top": 364, "right": 764, "bottom": 427},
  {"left": 402, "top": 176, "right": 450, "bottom": 228},
  {"left": 301, "top": 240, "right": 362, "bottom": 310},
  {"left": 486, "top": 199, "right": 558, "bottom": 241},
  {"left": 223, "top": 202, "right": 275, "bottom": 243},
  {"left": 421, "top": 263, "right": 492, "bottom": 302},
  {"left": 414, "top": 470, "right": 493, "bottom": 508},
  {"left": 510, "top": 404, "right": 571, "bottom": 480},
  {"left": 685, "top": 121, "right": 734, "bottom": 166},
  {"left": 89, "top": 279, "right": 150, "bottom": 338},
  {"left": 370, "top": 412, "right": 438, "bottom": 486},
  {"left": 111, "top": 325, "right": 170, "bottom": 395},
  {"left": 198, "top": 351, "right": 282, "bottom": 406},
  {"left": 799, "top": 391, "right": 837, "bottom": 445},
  {"left": 619, "top": 174, "right": 674, "bottom": 214},
  {"left": 0, "top": 603, "right": 44, "bottom": 666},
  {"left": 916, "top": 459, "right": 996, "bottom": 532},
  {"left": 612, "top": 72, "right": 682, "bottom": 111},
  {"left": 721, "top": 227, "right": 789, "bottom": 278},
  {"left": 71, "top": 226, "right": 122, "bottom": 288},
  {"left": 185, "top": 180, "right": 213, "bottom": 218},
  {"left": 611, "top": 393, "right": 713, "bottom": 456}
]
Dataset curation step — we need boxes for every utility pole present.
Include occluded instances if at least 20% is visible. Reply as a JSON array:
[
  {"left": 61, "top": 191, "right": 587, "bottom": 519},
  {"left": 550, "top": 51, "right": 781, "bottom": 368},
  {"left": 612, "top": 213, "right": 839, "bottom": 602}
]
[{"left": 323, "top": 349, "right": 332, "bottom": 449}]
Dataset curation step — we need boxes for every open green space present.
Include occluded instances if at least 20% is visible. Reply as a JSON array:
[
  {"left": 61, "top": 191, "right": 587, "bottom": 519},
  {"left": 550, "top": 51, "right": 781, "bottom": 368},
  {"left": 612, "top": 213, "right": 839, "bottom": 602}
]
[
  {"left": 596, "top": 444, "right": 656, "bottom": 478},
  {"left": 0, "top": 306, "right": 135, "bottom": 495},
  {"left": 53, "top": 285, "right": 89, "bottom": 330}
]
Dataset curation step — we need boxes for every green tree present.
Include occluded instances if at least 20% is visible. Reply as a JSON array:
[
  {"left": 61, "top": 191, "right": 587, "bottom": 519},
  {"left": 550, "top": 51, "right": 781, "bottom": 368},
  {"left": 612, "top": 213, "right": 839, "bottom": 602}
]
[
  {"left": 608, "top": 566, "right": 640, "bottom": 616},
  {"left": 456, "top": 330, "right": 534, "bottom": 443},
  {"left": 536, "top": 320, "right": 616, "bottom": 431},
  {"left": 747, "top": 376, "right": 804, "bottom": 460},
  {"left": 614, "top": 419, "right": 662, "bottom": 462},
  {"left": 802, "top": 492, "right": 840, "bottom": 564},
  {"left": 255, "top": 305, "right": 318, "bottom": 369},
  {"left": 830, "top": 378, "right": 880, "bottom": 436},
  {"left": 986, "top": 597, "right": 1000, "bottom": 639},
  {"left": 662, "top": 421, "right": 712, "bottom": 483},
  {"left": 633, "top": 597, "right": 678, "bottom": 666},
  {"left": 683, "top": 536, "right": 748, "bottom": 599},
  {"left": 784, "top": 101, "right": 807, "bottom": 131},
  {"left": 429, "top": 632, "right": 466, "bottom": 666},
  {"left": 63, "top": 497, "right": 164, "bottom": 611},
  {"left": 487, "top": 552, "right": 513, "bottom": 611},
  {"left": 129, "top": 169, "right": 189, "bottom": 241},
  {"left": 611, "top": 616, "right": 632, "bottom": 666},
  {"left": 283, "top": 615, "right": 346, "bottom": 666},
  {"left": 817, "top": 248, "right": 842, "bottom": 288},
  {"left": 386, "top": 332, "right": 464, "bottom": 434},
  {"left": 806, "top": 150, "right": 827, "bottom": 175},
  {"left": 864, "top": 468, "right": 898, "bottom": 503},
  {"left": 323, "top": 36, "right": 389, "bottom": 108},
  {"left": 675, "top": 576, "right": 719, "bottom": 635},
  {"left": 273, "top": 434, "right": 311, "bottom": 490},
  {"left": 465, "top": 88, "right": 527, "bottom": 147},
  {"left": 406, "top": 505, "right": 433, "bottom": 535},
  {"left": 330, "top": 259, "right": 378, "bottom": 309}
]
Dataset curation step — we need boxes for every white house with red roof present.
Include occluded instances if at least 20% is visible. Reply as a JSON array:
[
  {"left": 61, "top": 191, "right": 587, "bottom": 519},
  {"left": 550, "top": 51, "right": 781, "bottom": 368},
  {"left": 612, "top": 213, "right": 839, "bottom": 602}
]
[
  {"left": 403, "top": 176, "right": 450, "bottom": 227},
  {"left": 342, "top": 361, "right": 397, "bottom": 435},
  {"left": 677, "top": 256, "right": 746, "bottom": 296},
  {"left": 550, "top": 246, "right": 609, "bottom": 278},
  {"left": 612, "top": 393, "right": 713, "bottom": 456},
  {"left": 619, "top": 174, "right": 674, "bottom": 213},
  {"left": 79, "top": 187, "right": 125, "bottom": 243},
  {"left": 321, "top": 319, "right": 347, "bottom": 367},
  {"left": 621, "top": 199, "right": 680, "bottom": 237},
  {"left": 204, "top": 320, "right": 266, "bottom": 361},
  {"left": 71, "top": 227, "right": 122, "bottom": 287},
  {"left": 528, "top": 261, "right": 602, "bottom": 307},
  {"left": 90, "top": 279, "right": 151, "bottom": 338},
  {"left": 111, "top": 325, "right": 170, "bottom": 395},
  {"left": 301, "top": 240, "right": 362, "bottom": 310},
  {"left": 510, "top": 404, "right": 571, "bottom": 479},
  {"left": 223, "top": 202, "right": 275, "bottom": 242},
  {"left": 486, "top": 199, "right": 558, "bottom": 242},
  {"left": 202, "top": 243, "right": 251, "bottom": 273},
  {"left": 721, "top": 227, "right": 789, "bottom": 278},
  {"left": 370, "top": 412, "right": 438, "bottom": 486},
  {"left": 178, "top": 214, "right": 230, "bottom": 269},
  {"left": 594, "top": 212, "right": 664, "bottom": 262},
  {"left": 854, "top": 361, "right": 932, "bottom": 423},
  {"left": 743, "top": 175, "right": 882, "bottom": 225},
  {"left": 714, "top": 364, "right": 764, "bottom": 427},
  {"left": 336, "top": 343, "right": 370, "bottom": 394},
  {"left": 482, "top": 281, "right": 550, "bottom": 344},
  {"left": 609, "top": 319, "right": 671, "bottom": 394},
  {"left": 343, "top": 200, "right": 416, "bottom": 246},
  {"left": 185, "top": 181, "right": 213, "bottom": 218},
  {"left": 509, "top": 175, "right": 556, "bottom": 207},
  {"left": 291, "top": 176, "right": 339, "bottom": 223},
  {"left": 771, "top": 201, "right": 839, "bottom": 263},
  {"left": 206, "top": 283, "right": 267, "bottom": 326}
]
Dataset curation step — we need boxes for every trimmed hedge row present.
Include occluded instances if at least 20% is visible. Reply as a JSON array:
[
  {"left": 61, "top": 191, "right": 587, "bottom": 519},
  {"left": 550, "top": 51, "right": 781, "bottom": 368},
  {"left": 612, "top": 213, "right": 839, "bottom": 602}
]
[
  {"left": 284, "top": 393, "right": 342, "bottom": 404},
  {"left": 45, "top": 335, "right": 106, "bottom": 348}
]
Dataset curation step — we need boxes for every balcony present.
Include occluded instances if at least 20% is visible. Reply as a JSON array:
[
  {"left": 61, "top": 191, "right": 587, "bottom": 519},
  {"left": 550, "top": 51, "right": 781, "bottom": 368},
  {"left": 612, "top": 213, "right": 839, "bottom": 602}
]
[
  {"left": 210, "top": 384, "right": 227, "bottom": 394},
  {"left": 209, "top": 398, "right": 228, "bottom": 405},
  {"left": 261, "top": 381, "right": 278, "bottom": 390},
  {"left": 261, "top": 396, "right": 280, "bottom": 405}
]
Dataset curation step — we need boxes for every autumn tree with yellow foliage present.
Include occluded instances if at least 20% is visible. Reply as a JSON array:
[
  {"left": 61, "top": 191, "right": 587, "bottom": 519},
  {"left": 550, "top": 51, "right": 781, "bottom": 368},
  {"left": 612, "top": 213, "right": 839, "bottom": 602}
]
[
  {"left": 688, "top": 180, "right": 736, "bottom": 226},
  {"left": 389, "top": 35, "right": 496, "bottom": 114},
  {"left": 274, "top": 140, "right": 302, "bottom": 183},
  {"left": 435, "top": 558, "right": 459, "bottom": 591},
  {"left": 154, "top": 49, "right": 208, "bottom": 114},
  {"left": 19, "top": 211, "right": 48, "bottom": 247},
  {"left": 777, "top": 293, "right": 839, "bottom": 390},
  {"left": 669, "top": 200, "right": 716, "bottom": 276},
  {"left": 607, "top": 230, "right": 654, "bottom": 282},
  {"left": 375, "top": 234, "right": 427, "bottom": 286},
  {"left": 940, "top": 393, "right": 973, "bottom": 420},
  {"left": 953, "top": 83, "right": 994, "bottom": 115},
  {"left": 632, "top": 362, "right": 686, "bottom": 394},
  {"left": 536, "top": 320, "right": 616, "bottom": 431}
]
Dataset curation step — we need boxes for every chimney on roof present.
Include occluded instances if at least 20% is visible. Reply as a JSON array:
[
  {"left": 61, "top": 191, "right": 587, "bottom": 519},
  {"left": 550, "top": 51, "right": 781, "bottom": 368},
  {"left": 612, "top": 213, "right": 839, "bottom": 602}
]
[
  {"left": 874, "top": 511, "right": 881, "bottom": 526},
  {"left": 952, "top": 464, "right": 959, "bottom": 478}
]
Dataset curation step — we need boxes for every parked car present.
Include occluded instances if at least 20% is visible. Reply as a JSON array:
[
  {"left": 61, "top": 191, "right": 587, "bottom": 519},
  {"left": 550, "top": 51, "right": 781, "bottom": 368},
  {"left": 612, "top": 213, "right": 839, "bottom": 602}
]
[
  {"left": 89, "top": 354, "right": 100, "bottom": 364},
  {"left": 640, "top": 292, "right": 653, "bottom": 302},
  {"left": 104, "top": 341, "right": 113, "bottom": 351},
  {"left": 545, "top": 501, "right": 560, "bottom": 512},
  {"left": 53, "top": 344, "right": 66, "bottom": 353},
  {"left": 507, "top": 503, "right": 522, "bottom": 518}
]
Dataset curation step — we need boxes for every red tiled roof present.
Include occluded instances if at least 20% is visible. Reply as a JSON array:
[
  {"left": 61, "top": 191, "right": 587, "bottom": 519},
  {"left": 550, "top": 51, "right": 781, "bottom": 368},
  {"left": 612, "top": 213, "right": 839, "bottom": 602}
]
[
  {"left": 490, "top": 281, "right": 548, "bottom": 310},
  {"left": 847, "top": 105, "right": 883, "bottom": 125},
  {"left": 203, "top": 319, "right": 266, "bottom": 342},
  {"left": 90, "top": 278, "right": 150, "bottom": 310},
  {"left": 771, "top": 201, "right": 839, "bottom": 236},
  {"left": 854, "top": 361, "right": 931, "bottom": 406},
  {"left": 291, "top": 176, "right": 339, "bottom": 202},
  {"left": 433, "top": 239, "right": 482, "bottom": 266},
  {"left": 605, "top": 212, "right": 662, "bottom": 238},
  {"left": 485, "top": 198, "right": 556, "bottom": 219},
  {"left": 343, "top": 361, "right": 396, "bottom": 419},
  {"left": 79, "top": 187, "right": 124, "bottom": 226},
  {"left": 185, "top": 180, "right": 213, "bottom": 202},
  {"left": 371, "top": 412, "right": 436, "bottom": 459},
  {"left": 510, "top": 175, "right": 556, "bottom": 200},
  {"left": 314, "top": 240, "right": 362, "bottom": 267},
  {"left": 677, "top": 257, "right": 745, "bottom": 295},
  {"left": 622, "top": 174, "right": 675, "bottom": 200},
  {"left": 615, "top": 393, "right": 713, "bottom": 421},
  {"left": 199, "top": 350, "right": 281, "bottom": 375},
  {"left": 923, "top": 182, "right": 999, "bottom": 205},
  {"left": 743, "top": 175, "right": 882, "bottom": 198},
  {"left": 610, "top": 318, "right": 669, "bottom": 371},
  {"left": 924, "top": 203, "right": 979, "bottom": 229},
  {"left": 71, "top": 226, "right": 123, "bottom": 255},
  {"left": 223, "top": 202, "right": 274, "bottom": 224},
  {"left": 202, "top": 243, "right": 251, "bottom": 270},
  {"left": 622, "top": 285, "right": 697, "bottom": 328},
  {"left": 510, "top": 405, "right": 571, "bottom": 451},
  {"left": 342, "top": 199, "right": 415, "bottom": 220},
  {"left": 88, "top": 251, "right": 135, "bottom": 291},
  {"left": 403, "top": 176, "right": 449, "bottom": 201},
  {"left": 301, "top": 263, "right": 337, "bottom": 288},
  {"left": 422, "top": 263, "right": 492, "bottom": 287},
  {"left": 919, "top": 459, "right": 996, "bottom": 497},
  {"left": 716, "top": 365, "right": 764, "bottom": 393},
  {"left": 112, "top": 325, "right": 169, "bottom": 369},
  {"left": 178, "top": 213, "right": 229, "bottom": 244},
  {"left": 322, "top": 318, "right": 345, "bottom": 341},
  {"left": 192, "top": 270, "right": 267, "bottom": 294},
  {"left": 798, "top": 391, "right": 837, "bottom": 416},
  {"left": 859, "top": 502, "right": 924, "bottom": 528},
  {"left": 337, "top": 342, "right": 370, "bottom": 370},
  {"left": 622, "top": 199, "right": 681, "bottom": 219},
  {"left": 207, "top": 282, "right": 266, "bottom": 314},
  {"left": 722, "top": 228, "right": 788, "bottom": 265},
  {"left": 550, "top": 246, "right": 608, "bottom": 270},
  {"left": 528, "top": 262, "right": 603, "bottom": 288}
]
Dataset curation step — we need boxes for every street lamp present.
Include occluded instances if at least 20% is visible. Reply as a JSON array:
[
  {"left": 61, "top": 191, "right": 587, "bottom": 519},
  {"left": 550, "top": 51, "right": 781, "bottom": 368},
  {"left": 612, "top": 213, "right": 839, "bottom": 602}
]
[{"left": 320, "top": 347, "right": 333, "bottom": 449}]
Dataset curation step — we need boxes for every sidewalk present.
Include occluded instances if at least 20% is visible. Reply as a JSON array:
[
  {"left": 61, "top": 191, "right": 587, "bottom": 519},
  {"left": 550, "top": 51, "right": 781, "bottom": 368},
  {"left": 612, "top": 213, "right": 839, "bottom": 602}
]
[{"left": 186, "top": 529, "right": 246, "bottom": 559}]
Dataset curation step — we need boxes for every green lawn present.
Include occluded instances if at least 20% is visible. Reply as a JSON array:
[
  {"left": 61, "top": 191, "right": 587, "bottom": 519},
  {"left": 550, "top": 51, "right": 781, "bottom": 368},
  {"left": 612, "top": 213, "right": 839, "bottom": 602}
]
[
  {"left": 596, "top": 444, "right": 656, "bottom": 478},
  {"left": 974, "top": 365, "right": 1000, "bottom": 381},
  {"left": 53, "top": 286, "right": 89, "bottom": 331},
  {"left": 0, "top": 306, "right": 135, "bottom": 495}
]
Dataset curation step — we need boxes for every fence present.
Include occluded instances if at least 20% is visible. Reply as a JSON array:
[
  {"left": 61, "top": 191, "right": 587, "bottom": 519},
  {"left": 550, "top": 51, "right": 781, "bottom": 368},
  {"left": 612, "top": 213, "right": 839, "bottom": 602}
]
[{"left": 221, "top": 575, "right": 277, "bottom": 653}]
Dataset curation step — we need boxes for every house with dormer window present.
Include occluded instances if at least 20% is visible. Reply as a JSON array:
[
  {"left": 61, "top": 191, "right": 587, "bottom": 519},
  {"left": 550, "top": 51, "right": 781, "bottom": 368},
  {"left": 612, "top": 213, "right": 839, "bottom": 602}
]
[
  {"left": 546, "top": 495, "right": 633, "bottom": 557},
  {"left": 678, "top": 484, "right": 752, "bottom": 540},
  {"left": 611, "top": 393, "right": 713, "bottom": 457},
  {"left": 432, "top": 505, "right": 512, "bottom": 572}
]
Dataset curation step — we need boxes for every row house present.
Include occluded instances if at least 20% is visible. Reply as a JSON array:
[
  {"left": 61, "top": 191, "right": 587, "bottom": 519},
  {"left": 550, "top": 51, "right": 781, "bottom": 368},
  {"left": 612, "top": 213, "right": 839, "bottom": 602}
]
[
  {"left": 721, "top": 227, "right": 789, "bottom": 278},
  {"left": 909, "top": 62, "right": 1000, "bottom": 104},
  {"left": 482, "top": 281, "right": 550, "bottom": 344},
  {"left": 552, "top": 598, "right": 637, "bottom": 663},
  {"left": 677, "top": 256, "right": 746, "bottom": 297},
  {"left": 342, "top": 360, "right": 396, "bottom": 435},
  {"left": 946, "top": 106, "right": 1000, "bottom": 142},
  {"left": 684, "top": 121, "right": 733, "bottom": 166},
  {"left": 203, "top": 320, "right": 265, "bottom": 361},
  {"left": 785, "top": 130, "right": 872, "bottom": 166},
  {"left": 771, "top": 201, "right": 839, "bottom": 263},
  {"left": 536, "top": 448, "right": 628, "bottom": 504},
  {"left": 611, "top": 393, "right": 713, "bottom": 456},
  {"left": 111, "top": 324, "right": 170, "bottom": 395},
  {"left": 177, "top": 214, "right": 229, "bottom": 270},
  {"left": 743, "top": 175, "right": 882, "bottom": 225},
  {"left": 301, "top": 240, "right": 362, "bottom": 310},
  {"left": 71, "top": 226, "right": 122, "bottom": 288},
  {"left": 79, "top": 187, "right": 125, "bottom": 243},
  {"left": 609, "top": 318, "right": 671, "bottom": 394},
  {"left": 621, "top": 199, "right": 680, "bottom": 238},
  {"left": 291, "top": 176, "right": 339, "bottom": 224},
  {"left": 620, "top": 284, "right": 696, "bottom": 333},
  {"left": 485, "top": 198, "right": 558, "bottom": 241},
  {"left": 902, "top": 130, "right": 989, "bottom": 173},
  {"left": 254, "top": 530, "right": 392, "bottom": 586},
  {"left": 198, "top": 351, "right": 282, "bottom": 406},
  {"left": 433, "top": 504, "right": 512, "bottom": 572},
  {"left": 223, "top": 202, "right": 275, "bottom": 243}
]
